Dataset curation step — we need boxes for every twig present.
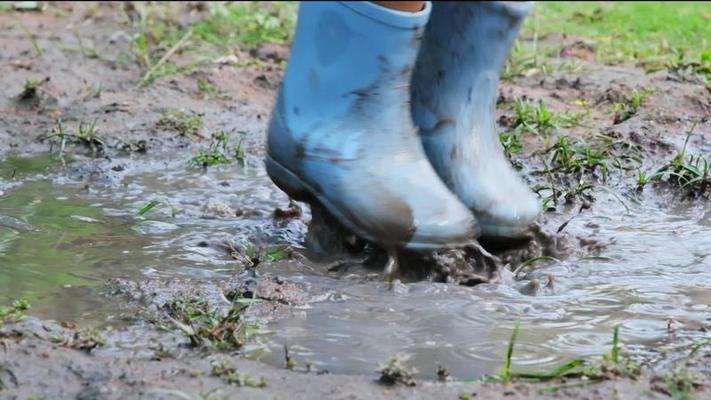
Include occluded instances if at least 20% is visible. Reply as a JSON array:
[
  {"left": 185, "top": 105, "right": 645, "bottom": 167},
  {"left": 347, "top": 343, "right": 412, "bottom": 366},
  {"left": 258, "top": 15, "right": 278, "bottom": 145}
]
[{"left": 139, "top": 29, "right": 192, "bottom": 87}]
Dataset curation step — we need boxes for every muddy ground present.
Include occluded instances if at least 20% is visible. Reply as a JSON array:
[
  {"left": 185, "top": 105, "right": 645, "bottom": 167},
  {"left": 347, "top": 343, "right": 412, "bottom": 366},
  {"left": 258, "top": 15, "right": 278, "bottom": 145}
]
[{"left": 1, "top": 3, "right": 710, "bottom": 400}]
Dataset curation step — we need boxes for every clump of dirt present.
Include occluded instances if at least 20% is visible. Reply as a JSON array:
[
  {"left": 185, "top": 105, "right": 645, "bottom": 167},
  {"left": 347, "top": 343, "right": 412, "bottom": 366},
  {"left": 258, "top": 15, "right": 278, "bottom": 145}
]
[
  {"left": 15, "top": 76, "right": 50, "bottom": 105},
  {"left": 302, "top": 201, "right": 573, "bottom": 286}
]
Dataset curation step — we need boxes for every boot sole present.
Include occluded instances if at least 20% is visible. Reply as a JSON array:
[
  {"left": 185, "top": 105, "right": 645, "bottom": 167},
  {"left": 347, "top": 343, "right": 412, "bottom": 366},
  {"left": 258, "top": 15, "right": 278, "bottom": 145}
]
[{"left": 266, "top": 155, "right": 470, "bottom": 251}]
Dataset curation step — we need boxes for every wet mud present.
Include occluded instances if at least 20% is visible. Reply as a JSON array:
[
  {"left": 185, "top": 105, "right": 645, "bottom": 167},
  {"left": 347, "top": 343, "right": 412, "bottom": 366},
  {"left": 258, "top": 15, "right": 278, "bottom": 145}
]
[{"left": 1, "top": 3, "right": 710, "bottom": 399}]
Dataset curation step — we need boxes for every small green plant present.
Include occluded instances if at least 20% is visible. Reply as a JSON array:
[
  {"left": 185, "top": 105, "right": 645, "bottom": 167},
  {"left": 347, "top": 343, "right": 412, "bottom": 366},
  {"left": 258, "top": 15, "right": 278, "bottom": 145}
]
[
  {"left": 190, "top": 131, "right": 231, "bottom": 167},
  {"left": 264, "top": 246, "right": 289, "bottom": 262},
  {"left": 189, "top": 131, "right": 246, "bottom": 168},
  {"left": 612, "top": 88, "right": 655, "bottom": 124},
  {"left": 636, "top": 169, "right": 651, "bottom": 191},
  {"left": 0, "top": 299, "right": 30, "bottom": 324},
  {"left": 46, "top": 119, "right": 105, "bottom": 155},
  {"left": 197, "top": 78, "right": 231, "bottom": 100},
  {"left": 19, "top": 77, "right": 48, "bottom": 100},
  {"left": 76, "top": 119, "right": 104, "bottom": 155},
  {"left": 162, "top": 297, "right": 260, "bottom": 350},
  {"left": 485, "top": 325, "right": 639, "bottom": 385},
  {"left": 156, "top": 110, "right": 204, "bottom": 137},
  {"left": 533, "top": 134, "right": 642, "bottom": 209},
  {"left": 512, "top": 98, "right": 558, "bottom": 136},
  {"left": 665, "top": 49, "right": 711, "bottom": 85},
  {"left": 499, "top": 130, "right": 524, "bottom": 158},
  {"left": 77, "top": 119, "right": 98, "bottom": 142},
  {"left": 52, "top": 328, "right": 106, "bottom": 352},
  {"left": 664, "top": 366, "right": 699, "bottom": 400},
  {"left": 378, "top": 357, "right": 417, "bottom": 387},
  {"left": 197, "top": 78, "right": 219, "bottom": 97},
  {"left": 211, "top": 360, "right": 267, "bottom": 388},
  {"left": 650, "top": 124, "right": 710, "bottom": 196},
  {"left": 509, "top": 98, "right": 585, "bottom": 137}
]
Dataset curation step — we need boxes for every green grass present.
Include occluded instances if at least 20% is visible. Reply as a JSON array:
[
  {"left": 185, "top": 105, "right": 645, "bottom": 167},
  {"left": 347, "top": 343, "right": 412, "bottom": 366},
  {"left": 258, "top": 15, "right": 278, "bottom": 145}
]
[
  {"left": 532, "top": 133, "right": 643, "bottom": 209},
  {"left": 197, "top": 78, "right": 231, "bottom": 100},
  {"left": 127, "top": 2, "right": 296, "bottom": 86},
  {"left": 378, "top": 357, "right": 417, "bottom": 387},
  {"left": 189, "top": 130, "right": 246, "bottom": 168},
  {"left": 525, "top": 2, "right": 711, "bottom": 81},
  {"left": 0, "top": 299, "right": 30, "bottom": 324},
  {"left": 46, "top": 119, "right": 105, "bottom": 156},
  {"left": 19, "top": 77, "right": 47, "bottom": 100},
  {"left": 137, "top": 200, "right": 161, "bottom": 216},
  {"left": 612, "top": 88, "right": 656, "bottom": 124},
  {"left": 501, "top": 322, "right": 520, "bottom": 382},
  {"left": 211, "top": 360, "right": 268, "bottom": 388},
  {"left": 662, "top": 340, "right": 709, "bottom": 399},
  {"left": 51, "top": 327, "right": 106, "bottom": 352},
  {"left": 511, "top": 98, "right": 586, "bottom": 136},
  {"left": 156, "top": 110, "right": 204, "bottom": 136},
  {"left": 485, "top": 325, "right": 640, "bottom": 386},
  {"left": 264, "top": 246, "right": 289, "bottom": 262},
  {"left": 161, "top": 297, "right": 260, "bottom": 351},
  {"left": 648, "top": 123, "right": 710, "bottom": 195},
  {"left": 192, "top": 2, "right": 296, "bottom": 48}
]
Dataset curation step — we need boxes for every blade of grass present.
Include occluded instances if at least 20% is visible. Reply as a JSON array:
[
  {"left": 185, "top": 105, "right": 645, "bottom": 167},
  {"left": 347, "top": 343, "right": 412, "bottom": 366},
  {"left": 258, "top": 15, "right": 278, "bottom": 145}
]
[
  {"left": 513, "top": 256, "right": 559, "bottom": 277},
  {"left": 137, "top": 200, "right": 161, "bottom": 216},
  {"left": 512, "top": 359, "right": 586, "bottom": 381},
  {"left": 502, "top": 322, "right": 521, "bottom": 382},
  {"left": 611, "top": 325, "right": 620, "bottom": 364}
]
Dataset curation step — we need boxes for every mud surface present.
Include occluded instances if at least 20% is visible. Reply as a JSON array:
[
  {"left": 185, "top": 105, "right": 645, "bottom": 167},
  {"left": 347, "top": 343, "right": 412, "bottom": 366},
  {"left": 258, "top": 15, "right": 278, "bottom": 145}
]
[{"left": 1, "top": 3, "right": 710, "bottom": 399}]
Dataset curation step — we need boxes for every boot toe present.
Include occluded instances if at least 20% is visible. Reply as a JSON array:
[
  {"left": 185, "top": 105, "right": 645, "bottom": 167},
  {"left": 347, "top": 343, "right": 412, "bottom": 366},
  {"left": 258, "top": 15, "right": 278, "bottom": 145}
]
[
  {"left": 408, "top": 196, "right": 479, "bottom": 249},
  {"left": 476, "top": 190, "right": 540, "bottom": 238}
]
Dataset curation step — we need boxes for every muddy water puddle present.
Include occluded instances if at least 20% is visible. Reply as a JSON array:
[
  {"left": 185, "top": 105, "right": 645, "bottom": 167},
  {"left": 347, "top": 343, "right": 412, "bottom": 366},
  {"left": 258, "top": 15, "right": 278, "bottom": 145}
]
[{"left": 1, "top": 154, "right": 710, "bottom": 380}]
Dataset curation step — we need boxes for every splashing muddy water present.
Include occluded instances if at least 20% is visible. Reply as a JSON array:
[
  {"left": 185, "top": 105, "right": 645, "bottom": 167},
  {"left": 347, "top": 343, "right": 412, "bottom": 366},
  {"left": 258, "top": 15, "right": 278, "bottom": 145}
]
[{"left": 1, "top": 154, "right": 709, "bottom": 380}]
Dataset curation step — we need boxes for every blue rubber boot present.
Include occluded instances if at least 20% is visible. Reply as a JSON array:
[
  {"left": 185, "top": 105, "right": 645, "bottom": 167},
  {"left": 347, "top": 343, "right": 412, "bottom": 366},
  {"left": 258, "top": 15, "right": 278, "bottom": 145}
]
[
  {"left": 266, "top": 2, "right": 478, "bottom": 251},
  {"left": 411, "top": 2, "right": 540, "bottom": 239}
]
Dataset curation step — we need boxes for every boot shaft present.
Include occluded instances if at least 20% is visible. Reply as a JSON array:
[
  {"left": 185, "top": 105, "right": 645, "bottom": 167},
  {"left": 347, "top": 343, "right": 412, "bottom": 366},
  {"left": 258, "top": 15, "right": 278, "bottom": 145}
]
[
  {"left": 425, "top": 2, "right": 531, "bottom": 76},
  {"left": 412, "top": 2, "right": 532, "bottom": 121},
  {"left": 280, "top": 2, "right": 431, "bottom": 136}
]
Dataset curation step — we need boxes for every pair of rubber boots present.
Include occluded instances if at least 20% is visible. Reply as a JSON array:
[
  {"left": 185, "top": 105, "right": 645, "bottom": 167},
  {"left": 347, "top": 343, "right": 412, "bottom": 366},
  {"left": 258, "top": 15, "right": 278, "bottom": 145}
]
[{"left": 266, "top": 1, "right": 539, "bottom": 251}]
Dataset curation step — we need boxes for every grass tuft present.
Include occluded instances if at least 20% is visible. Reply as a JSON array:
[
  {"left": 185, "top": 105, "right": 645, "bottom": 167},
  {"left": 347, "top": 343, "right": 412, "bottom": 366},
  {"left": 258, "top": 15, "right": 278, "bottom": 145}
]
[
  {"left": 612, "top": 88, "right": 655, "bottom": 124},
  {"left": 211, "top": 359, "right": 268, "bottom": 387},
  {"left": 161, "top": 296, "right": 260, "bottom": 351},
  {"left": 505, "top": 98, "right": 587, "bottom": 137},
  {"left": 533, "top": 133, "right": 642, "bottom": 209},
  {"left": 0, "top": 299, "right": 30, "bottom": 325},
  {"left": 52, "top": 328, "right": 106, "bottom": 352},
  {"left": 484, "top": 324, "right": 640, "bottom": 385},
  {"left": 189, "top": 130, "right": 245, "bottom": 168},
  {"left": 378, "top": 357, "right": 417, "bottom": 387},
  {"left": 648, "top": 124, "right": 709, "bottom": 196},
  {"left": 156, "top": 110, "right": 204, "bottom": 137}
]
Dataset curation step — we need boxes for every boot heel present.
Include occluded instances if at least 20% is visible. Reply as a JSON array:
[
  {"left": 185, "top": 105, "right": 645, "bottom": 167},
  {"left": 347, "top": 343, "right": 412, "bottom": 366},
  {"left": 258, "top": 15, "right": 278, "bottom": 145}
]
[{"left": 265, "top": 155, "right": 312, "bottom": 202}]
